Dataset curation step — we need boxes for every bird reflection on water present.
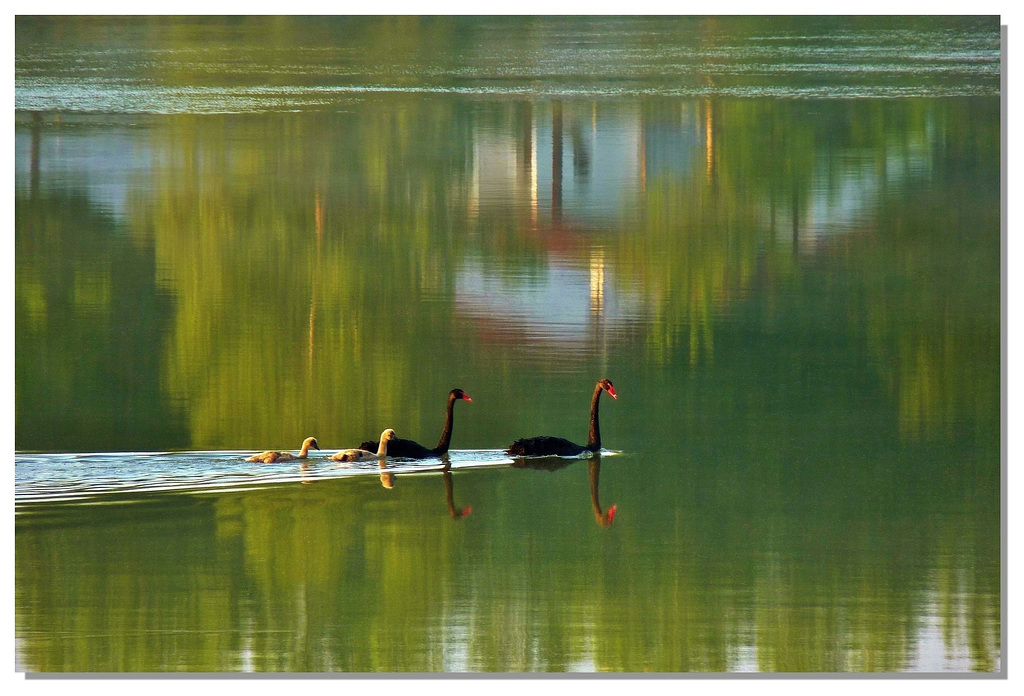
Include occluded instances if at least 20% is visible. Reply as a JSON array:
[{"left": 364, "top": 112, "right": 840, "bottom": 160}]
[
  {"left": 442, "top": 465, "right": 472, "bottom": 518},
  {"left": 509, "top": 451, "right": 617, "bottom": 527},
  {"left": 588, "top": 455, "right": 617, "bottom": 527},
  {"left": 294, "top": 446, "right": 612, "bottom": 525},
  {"left": 373, "top": 457, "right": 472, "bottom": 517}
]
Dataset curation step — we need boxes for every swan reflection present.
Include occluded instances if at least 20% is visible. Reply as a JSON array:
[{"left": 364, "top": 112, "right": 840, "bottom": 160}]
[
  {"left": 298, "top": 452, "right": 397, "bottom": 489},
  {"left": 509, "top": 451, "right": 617, "bottom": 527},
  {"left": 589, "top": 455, "right": 617, "bottom": 527},
  {"left": 368, "top": 456, "right": 473, "bottom": 513},
  {"left": 442, "top": 466, "right": 472, "bottom": 518}
]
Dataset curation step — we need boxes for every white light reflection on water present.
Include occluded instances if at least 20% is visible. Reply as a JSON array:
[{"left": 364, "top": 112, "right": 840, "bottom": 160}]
[
  {"left": 15, "top": 449, "right": 622, "bottom": 507},
  {"left": 909, "top": 578, "right": 1001, "bottom": 673},
  {"left": 455, "top": 257, "right": 644, "bottom": 356},
  {"left": 14, "top": 449, "right": 518, "bottom": 507},
  {"left": 15, "top": 81, "right": 1002, "bottom": 115},
  {"left": 15, "top": 18, "right": 1000, "bottom": 114}
]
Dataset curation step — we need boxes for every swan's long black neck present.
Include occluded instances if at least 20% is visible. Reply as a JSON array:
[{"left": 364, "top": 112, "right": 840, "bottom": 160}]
[
  {"left": 433, "top": 393, "right": 458, "bottom": 454},
  {"left": 586, "top": 383, "right": 604, "bottom": 452}
]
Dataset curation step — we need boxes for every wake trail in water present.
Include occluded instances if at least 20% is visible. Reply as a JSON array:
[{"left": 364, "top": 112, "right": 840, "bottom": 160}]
[{"left": 14, "top": 449, "right": 620, "bottom": 507}]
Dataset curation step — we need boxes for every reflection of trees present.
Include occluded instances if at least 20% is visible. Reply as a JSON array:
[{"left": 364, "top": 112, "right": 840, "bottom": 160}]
[
  {"left": 19, "top": 96, "right": 997, "bottom": 451},
  {"left": 617, "top": 98, "right": 1000, "bottom": 441},
  {"left": 15, "top": 499, "right": 239, "bottom": 671},
  {"left": 133, "top": 105, "right": 475, "bottom": 449},
  {"left": 855, "top": 100, "right": 1000, "bottom": 441},
  {"left": 212, "top": 476, "right": 484, "bottom": 671},
  {"left": 14, "top": 188, "right": 187, "bottom": 451},
  {"left": 15, "top": 457, "right": 1000, "bottom": 671}
]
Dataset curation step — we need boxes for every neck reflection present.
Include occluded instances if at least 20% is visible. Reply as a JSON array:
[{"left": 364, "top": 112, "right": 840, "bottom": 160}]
[{"left": 589, "top": 454, "right": 617, "bottom": 527}]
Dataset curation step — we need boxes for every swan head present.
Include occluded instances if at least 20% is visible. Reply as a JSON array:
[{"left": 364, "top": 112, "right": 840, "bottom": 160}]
[
  {"left": 451, "top": 388, "right": 472, "bottom": 402},
  {"left": 303, "top": 437, "right": 319, "bottom": 450},
  {"left": 599, "top": 379, "right": 617, "bottom": 399},
  {"left": 381, "top": 428, "right": 397, "bottom": 442},
  {"left": 597, "top": 504, "right": 618, "bottom": 527}
]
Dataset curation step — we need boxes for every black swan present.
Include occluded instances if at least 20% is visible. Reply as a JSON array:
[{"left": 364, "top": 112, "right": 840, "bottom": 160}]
[
  {"left": 506, "top": 379, "right": 617, "bottom": 456},
  {"left": 332, "top": 429, "right": 396, "bottom": 462},
  {"left": 358, "top": 388, "right": 472, "bottom": 458},
  {"left": 247, "top": 436, "right": 319, "bottom": 463}
]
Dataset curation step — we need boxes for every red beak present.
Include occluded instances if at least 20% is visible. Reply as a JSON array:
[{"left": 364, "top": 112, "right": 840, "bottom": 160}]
[
  {"left": 607, "top": 387, "right": 618, "bottom": 399},
  {"left": 463, "top": 395, "right": 473, "bottom": 402},
  {"left": 607, "top": 504, "right": 617, "bottom": 523}
]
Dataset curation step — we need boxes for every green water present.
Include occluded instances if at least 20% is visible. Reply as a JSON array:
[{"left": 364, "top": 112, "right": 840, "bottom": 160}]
[{"left": 14, "top": 16, "right": 1001, "bottom": 673}]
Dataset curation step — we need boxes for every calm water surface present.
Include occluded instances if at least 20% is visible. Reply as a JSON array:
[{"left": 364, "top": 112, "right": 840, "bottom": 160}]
[{"left": 15, "top": 16, "right": 1001, "bottom": 673}]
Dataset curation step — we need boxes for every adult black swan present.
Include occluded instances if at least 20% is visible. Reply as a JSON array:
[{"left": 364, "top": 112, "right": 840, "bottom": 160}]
[
  {"left": 358, "top": 388, "right": 473, "bottom": 459},
  {"left": 506, "top": 379, "right": 617, "bottom": 456}
]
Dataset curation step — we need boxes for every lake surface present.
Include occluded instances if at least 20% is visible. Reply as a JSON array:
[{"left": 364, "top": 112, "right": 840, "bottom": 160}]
[{"left": 14, "top": 16, "right": 1002, "bottom": 673}]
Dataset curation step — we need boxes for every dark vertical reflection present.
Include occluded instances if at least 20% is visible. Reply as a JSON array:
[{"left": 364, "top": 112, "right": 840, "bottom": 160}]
[
  {"left": 29, "top": 112, "right": 41, "bottom": 199},
  {"left": 551, "top": 100, "right": 563, "bottom": 225},
  {"left": 519, "top": 101, "right": 533, "bottom": 180},
  {"left": 791, "top": 182, "right": 801, "bottom": 254},
  {"left": 588, "top": 456, "right": 616, "bottom": 527},
  {"left": 442, "top": 468, "right": 472, "bottom": 519}
]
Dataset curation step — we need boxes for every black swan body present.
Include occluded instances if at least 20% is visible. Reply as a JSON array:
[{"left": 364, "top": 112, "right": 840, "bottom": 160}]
[
  {"left": 506, "top": 379, "right": 617, "bottom": 457},
  {"left": 358, "top": 388, "right": 472, "bottom": 459}
]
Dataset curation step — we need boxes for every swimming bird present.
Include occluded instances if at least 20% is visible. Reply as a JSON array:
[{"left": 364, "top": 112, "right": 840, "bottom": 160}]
[
  {"left": 358, "top": 388, "right": 472, "bottom": 458},
  {"left": 246, "top": 436, "right": 319, "bottom": 463},
  {"left": 506, "top": 379, "right": 617, "bottom": 456},
  {"left": 331, "top": 429, "right": 396, "bottom": 462}
]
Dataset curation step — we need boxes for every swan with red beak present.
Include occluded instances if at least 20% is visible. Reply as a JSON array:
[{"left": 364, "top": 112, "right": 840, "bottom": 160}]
[{"left": 506, "top": 379, "right": 618, "bottom": 457}]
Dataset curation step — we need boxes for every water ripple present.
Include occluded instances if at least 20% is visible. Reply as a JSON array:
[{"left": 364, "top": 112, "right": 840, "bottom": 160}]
[
  {"left": 15, "top": 76, "right": 1001, "bottom": 114},
  {"left": 14, "top": 449, "right": 608, "bottom": 507}
]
